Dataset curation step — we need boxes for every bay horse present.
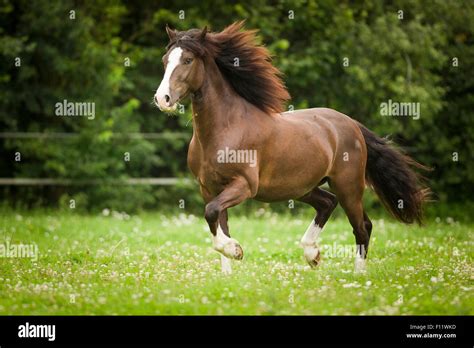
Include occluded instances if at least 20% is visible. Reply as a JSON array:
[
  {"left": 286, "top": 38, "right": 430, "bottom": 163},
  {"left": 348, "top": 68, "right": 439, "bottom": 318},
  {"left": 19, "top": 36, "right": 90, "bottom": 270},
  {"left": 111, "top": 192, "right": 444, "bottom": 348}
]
[{"left": 154, "top": 22, "right": 430, "bottom": 273}]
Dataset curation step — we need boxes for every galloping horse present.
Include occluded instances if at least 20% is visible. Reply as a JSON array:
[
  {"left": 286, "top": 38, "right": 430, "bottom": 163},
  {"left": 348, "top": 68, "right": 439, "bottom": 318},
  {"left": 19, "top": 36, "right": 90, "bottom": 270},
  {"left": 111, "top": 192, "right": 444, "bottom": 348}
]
[{"left": 154, "top": 22, "right": 430, "bottom": 273}]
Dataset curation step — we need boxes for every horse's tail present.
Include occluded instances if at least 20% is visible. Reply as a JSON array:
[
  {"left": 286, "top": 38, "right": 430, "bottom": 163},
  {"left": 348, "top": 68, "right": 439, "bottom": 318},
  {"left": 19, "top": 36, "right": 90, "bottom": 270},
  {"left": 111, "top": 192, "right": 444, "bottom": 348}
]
[{"left": 357, "top": 123, "right": 431, "bottom": 224}]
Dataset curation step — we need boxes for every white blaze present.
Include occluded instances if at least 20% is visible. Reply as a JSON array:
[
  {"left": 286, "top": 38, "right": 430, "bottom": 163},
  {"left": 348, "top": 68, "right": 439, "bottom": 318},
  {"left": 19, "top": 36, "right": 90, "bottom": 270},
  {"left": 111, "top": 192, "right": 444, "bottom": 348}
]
[{"left": 155, "top": 47, "right": 183, "bottom": 107}]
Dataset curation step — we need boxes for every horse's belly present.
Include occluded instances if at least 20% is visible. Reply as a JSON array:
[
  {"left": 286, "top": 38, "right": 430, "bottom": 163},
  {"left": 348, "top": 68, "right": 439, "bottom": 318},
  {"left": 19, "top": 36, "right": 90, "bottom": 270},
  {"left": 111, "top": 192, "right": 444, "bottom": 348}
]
[{"left": 254, "top": 171, "right": 325, "bottom": 202}]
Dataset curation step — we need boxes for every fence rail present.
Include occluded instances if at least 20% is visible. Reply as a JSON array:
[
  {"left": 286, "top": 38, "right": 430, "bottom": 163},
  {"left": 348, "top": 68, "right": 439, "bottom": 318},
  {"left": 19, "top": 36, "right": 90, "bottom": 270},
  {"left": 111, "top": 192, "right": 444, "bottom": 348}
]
[
  {"left": 0, "top": 178, "right": 193, "bottom": 186},
  {"left": 0, "top": 132, "right": 190, "bottom": 139},
  {"left": 1, "top": 132, "right": 193, "bottom": 186},
  {"left": 0, "top": 132, "right": 421, "bottom": 187}
]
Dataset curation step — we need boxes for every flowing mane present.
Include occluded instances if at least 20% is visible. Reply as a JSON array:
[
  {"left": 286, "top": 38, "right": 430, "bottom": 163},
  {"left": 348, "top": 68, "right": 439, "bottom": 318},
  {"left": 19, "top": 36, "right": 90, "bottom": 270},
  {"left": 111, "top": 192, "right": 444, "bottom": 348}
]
[{"left": 167, "top": 21, "right": 291, "bottom": 114}]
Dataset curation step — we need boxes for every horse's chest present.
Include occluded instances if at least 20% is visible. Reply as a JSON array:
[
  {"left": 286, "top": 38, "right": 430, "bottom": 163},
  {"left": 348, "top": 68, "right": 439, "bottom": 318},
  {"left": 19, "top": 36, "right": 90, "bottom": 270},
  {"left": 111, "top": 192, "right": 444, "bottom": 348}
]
[{"left": 188, "top": 147, "right": 225, "bottom": 193}]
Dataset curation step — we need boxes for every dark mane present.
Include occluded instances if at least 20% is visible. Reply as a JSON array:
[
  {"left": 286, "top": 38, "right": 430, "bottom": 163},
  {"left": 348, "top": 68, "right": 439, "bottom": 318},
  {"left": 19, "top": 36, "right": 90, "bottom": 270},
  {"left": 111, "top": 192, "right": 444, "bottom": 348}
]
[{"left": 168, "top": 21, "right": 291, "bottom": 114}]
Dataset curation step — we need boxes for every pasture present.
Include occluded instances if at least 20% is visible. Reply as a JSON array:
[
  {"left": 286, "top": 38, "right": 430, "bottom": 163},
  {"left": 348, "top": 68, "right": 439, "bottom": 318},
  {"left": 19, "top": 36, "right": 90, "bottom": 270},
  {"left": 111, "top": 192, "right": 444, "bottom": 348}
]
[{"left": 0, "top": 209, "right": 472, "bottom": 315}]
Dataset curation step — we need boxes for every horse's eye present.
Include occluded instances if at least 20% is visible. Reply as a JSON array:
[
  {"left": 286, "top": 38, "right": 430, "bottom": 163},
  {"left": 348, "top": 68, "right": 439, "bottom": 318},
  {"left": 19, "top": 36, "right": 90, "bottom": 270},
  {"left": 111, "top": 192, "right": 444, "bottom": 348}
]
[{"left": 184, "top": 58, "right": 193, "bottom": 65}]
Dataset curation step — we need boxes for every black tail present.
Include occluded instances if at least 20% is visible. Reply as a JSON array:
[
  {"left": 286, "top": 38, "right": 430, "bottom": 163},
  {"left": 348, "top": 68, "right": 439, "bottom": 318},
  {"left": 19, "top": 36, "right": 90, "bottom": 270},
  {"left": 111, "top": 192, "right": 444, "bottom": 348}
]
[{"left": 358, "top": 123, "right": 431, "bottom": 224}]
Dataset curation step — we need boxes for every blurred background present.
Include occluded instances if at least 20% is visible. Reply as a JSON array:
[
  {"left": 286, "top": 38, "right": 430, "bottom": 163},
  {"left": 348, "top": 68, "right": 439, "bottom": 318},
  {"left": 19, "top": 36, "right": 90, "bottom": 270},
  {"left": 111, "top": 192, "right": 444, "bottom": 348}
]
[{"left": 0, "top": 0, "right": 472, "bottom": 216}]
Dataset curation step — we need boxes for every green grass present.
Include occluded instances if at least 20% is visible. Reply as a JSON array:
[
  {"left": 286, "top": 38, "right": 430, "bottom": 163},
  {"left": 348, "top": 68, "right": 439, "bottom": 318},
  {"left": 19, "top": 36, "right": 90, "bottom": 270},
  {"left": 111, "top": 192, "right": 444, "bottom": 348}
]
[{"left": 0, "top": 209, "right": 472, "bottom": 315}]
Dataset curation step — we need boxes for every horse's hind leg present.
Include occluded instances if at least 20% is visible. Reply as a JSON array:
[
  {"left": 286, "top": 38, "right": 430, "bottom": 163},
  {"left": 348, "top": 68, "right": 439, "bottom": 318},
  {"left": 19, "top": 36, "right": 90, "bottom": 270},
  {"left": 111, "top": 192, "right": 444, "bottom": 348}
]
[
  {"left": 297, "top": 187, "right": 338, "bottom": 267},
  {"left": 329, "top": 175, "right": 370, "bottom": 272},
  {"left": 364, "top": 211, "right": 373, "bottom": 239}
]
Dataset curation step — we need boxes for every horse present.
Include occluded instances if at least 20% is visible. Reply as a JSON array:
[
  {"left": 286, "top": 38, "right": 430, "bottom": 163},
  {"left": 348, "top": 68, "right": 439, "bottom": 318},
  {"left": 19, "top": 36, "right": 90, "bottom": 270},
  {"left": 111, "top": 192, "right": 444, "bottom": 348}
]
[{"left": 154, "top": 21, "right": 430, "bottom": 274}]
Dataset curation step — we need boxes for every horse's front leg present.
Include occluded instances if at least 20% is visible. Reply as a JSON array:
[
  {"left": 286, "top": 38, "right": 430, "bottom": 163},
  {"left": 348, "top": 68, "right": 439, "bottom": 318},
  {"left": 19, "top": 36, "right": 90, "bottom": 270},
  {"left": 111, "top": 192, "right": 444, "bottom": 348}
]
[
  {"left": 204, "top": 178, "right": 251, "bottom": 273},
  {"left": 216, "top": 209, "right": 233, "bottom": 274}
]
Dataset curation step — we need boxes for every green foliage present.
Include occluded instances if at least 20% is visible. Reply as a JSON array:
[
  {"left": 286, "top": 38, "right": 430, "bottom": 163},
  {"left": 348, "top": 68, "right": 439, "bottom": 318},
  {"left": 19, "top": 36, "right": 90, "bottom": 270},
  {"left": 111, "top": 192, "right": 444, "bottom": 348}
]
[{"left": 0, "top": 0, "right": 472, "bottom": 211}]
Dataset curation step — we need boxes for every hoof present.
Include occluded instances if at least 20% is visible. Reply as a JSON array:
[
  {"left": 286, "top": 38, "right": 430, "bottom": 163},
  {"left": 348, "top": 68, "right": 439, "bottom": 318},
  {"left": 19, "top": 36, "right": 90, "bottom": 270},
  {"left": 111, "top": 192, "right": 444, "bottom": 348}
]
[
  {"left": 232, "top": 243, "right": 244, "bottom": 260},
  {"left": 216, "top": 238, "right": 244, "bottom": 260},
  {"left": 307, "top": 251, "right": 321, "bottom": 268},
  {"left": 303, "top": 244, "right": 321, "bottom": 268}
]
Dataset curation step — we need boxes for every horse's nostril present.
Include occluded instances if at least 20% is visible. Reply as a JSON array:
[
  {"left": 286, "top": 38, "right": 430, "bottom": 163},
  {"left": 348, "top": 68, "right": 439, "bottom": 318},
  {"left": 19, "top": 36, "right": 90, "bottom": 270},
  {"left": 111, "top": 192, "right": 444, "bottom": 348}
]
[
  {"left": 154, "top": 95, "right": 158, "bottom": 103},
  {"left": 164, "top": 95, "right": 170, "bottom": 103}
]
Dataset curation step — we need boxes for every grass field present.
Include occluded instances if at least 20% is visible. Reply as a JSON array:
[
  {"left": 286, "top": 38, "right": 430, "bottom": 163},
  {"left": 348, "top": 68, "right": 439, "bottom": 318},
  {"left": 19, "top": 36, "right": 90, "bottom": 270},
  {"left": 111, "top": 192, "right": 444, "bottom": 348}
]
[{"left": 0, "top": 209, "right": 472, "bottom": 315}]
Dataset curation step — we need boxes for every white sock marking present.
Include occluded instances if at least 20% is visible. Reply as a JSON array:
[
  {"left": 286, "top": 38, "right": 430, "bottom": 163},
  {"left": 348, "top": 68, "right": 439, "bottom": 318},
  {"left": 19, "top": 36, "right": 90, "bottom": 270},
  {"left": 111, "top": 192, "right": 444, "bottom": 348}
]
[
  {"left": 301, "top": 220, "right": 322, "bottom": 246},
  {"left": 300, "top": 221, "right": 322, "bottom": 264},
  {"left": 220, "top": 254, "right": 232, "bottom": 274},
  {"left": 212, "top": 224, "right": 242, "bottom": 263},
  {"left": 354, "top": 253, "right": 367, "bottom": 273},
  {"left": 213, "top": 224, "right": 231, "bottom": 252}
]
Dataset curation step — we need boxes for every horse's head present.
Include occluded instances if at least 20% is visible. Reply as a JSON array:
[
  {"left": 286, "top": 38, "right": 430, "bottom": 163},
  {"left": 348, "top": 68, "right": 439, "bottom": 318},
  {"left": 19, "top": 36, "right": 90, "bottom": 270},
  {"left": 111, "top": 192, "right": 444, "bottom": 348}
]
[{"left": 154, "top": 25, "right": 208, "bottom": 112}]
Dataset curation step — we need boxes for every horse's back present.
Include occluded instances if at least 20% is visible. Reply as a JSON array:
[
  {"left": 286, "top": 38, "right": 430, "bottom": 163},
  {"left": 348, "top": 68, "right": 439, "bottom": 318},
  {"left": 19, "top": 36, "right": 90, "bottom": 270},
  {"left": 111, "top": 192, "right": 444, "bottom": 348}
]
[
  {"left": 282, "top": 106, "right": 363, "bottom": 137},
  {"left": 280, "top": 107, "right": 355, "bottom": 126}
]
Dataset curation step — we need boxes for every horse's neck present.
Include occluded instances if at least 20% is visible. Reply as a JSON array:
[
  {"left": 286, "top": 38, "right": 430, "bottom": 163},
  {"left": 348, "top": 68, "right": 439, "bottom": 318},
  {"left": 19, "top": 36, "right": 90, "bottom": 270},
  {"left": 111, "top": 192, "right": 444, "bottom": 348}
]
[{"left": 191, "top": 62, "right": 242, "bottom": 145}]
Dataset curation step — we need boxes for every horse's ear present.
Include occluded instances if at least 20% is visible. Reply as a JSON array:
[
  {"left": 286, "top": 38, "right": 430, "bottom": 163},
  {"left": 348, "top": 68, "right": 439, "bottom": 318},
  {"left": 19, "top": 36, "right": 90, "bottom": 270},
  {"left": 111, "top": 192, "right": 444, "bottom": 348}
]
[
  {"left": 199, "top": 26, "right": 208, "bottom": 41},
  {"left": 166, "top": 24, "right": 177, "bottom": 41}
]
